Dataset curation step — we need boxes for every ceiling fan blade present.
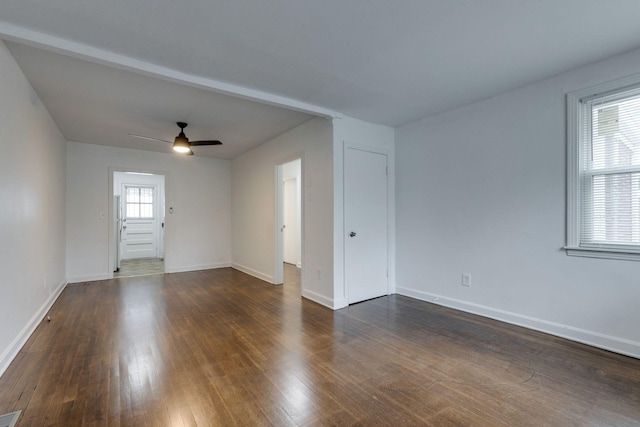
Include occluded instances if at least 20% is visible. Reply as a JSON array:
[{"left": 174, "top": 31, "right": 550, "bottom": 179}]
[
  {"left": 128, "top": 134, "right": 171, "bottom": 144},
  {"left": 190, "top": 140, "right": 223, "bottom": 146}
]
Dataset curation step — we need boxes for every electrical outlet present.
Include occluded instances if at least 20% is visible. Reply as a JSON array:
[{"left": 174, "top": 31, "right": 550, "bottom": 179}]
[{"left": 461, "top": 273, "right": 471, "bottom": 287}]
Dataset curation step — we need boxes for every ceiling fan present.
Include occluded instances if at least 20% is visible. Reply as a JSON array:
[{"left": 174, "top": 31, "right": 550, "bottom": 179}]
[{"left": 129, "top": 122, "right": 222, "bottom": 155}]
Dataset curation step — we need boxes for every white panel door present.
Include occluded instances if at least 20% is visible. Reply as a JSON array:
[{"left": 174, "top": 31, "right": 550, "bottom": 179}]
[
  {"left": 345, "top": 147, "right": 388, "bottom": 304},
  {"left": 121, "top": 185, "right": 158, "bottom": 259}
]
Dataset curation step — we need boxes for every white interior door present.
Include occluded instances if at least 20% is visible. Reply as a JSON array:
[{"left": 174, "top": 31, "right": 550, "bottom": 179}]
[
  {"left": 121, "top": 185, "right": 158, "bottom": 259},
  {"left": 283, "top": 178, "right": 299, "bottom": 265},
  {"left": 345, "top": 147, "right": 388, "bottom": 304}
]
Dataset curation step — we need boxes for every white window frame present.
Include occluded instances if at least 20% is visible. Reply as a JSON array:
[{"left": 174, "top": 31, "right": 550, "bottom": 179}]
[
  {"left": 566, "top": 74, "right": 640, "bottom": 261},
  {"left": 124, "top": 185, "right": 155, "bottom": 220}
]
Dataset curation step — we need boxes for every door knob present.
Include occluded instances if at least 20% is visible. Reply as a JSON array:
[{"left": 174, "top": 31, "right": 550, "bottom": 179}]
[{"left": 349, "top": 231, "right": 356, "bottom": 237}]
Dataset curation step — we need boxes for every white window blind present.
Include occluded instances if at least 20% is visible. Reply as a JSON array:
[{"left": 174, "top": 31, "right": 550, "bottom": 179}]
[{"left": 578, "top": 87, "right": 640, "bottom": 251}]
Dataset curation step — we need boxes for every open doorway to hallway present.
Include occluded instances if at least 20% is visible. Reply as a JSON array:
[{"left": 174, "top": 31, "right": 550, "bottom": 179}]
[
  {"left": 112, "top": 171, "right": 166, "bottom": 278},
  {"left": 276, "top": 157, "right": 302, "bottom": 288}
]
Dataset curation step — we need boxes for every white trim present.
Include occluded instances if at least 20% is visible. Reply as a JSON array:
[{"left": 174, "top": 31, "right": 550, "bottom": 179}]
[
  {"left": 165, "top": 262, "right": 231, "bottom": 274},
  {"left": 0, "top": 21, "right": 342, "bottom": 119},
  {"left": 570, "top": 72, "right": 640, "bottom": 102},
  {"left": 332, "top": 298, "right": 348, "bottom": 310},
  {"left": 231, "top": 263, "right": 275, "bottom": 284},
  {"left": 0, "top": 280, "right": 67, "bottom": 377},
  {"left": 67, "top": 273, "right": 111, "bottom": 283},
  {"left": 566, "top": 91, "right": 581, "bottom": 248},
  {"left": 396, "top": 285, "right": 640, "bottom": 360},
  {"left": 566, "top": 73, "right": 640, "bottom": 261},
  {"left": 301, "top": 289, "right": 335, "bottom": 309},
  {"left": 565, "top": 247, "right": 640, "bottom": 261}
]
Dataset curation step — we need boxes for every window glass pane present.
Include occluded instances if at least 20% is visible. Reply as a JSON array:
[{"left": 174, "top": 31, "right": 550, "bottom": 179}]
[
  {"left": 126, "top": 204, "right": 140, "bottom": 218},
  {"left": 126, "top": 187, "right": 140, "bottom": 203},
  {"left": 591, "top": 96, "right": 640, "bottom": 170},
  {"left": 141, "top": 188, "right": 153, "bottom": 203},
  {"left": 586, "top": 173, "right": 640, "bottom": 244},
  {"left": 140, "top": 204, "right": 153, "bottom": 218}
]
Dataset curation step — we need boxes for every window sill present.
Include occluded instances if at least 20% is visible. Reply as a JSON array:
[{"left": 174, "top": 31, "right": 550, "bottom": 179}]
[{"left": 564, "top": 246, "right": 640, "bottom": 262}]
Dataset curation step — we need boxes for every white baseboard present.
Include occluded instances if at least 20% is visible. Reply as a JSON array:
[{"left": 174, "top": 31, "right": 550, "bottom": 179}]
[
  {"left": 66, "top": 272, "right": 110, "bottom": 283},
  {"left": 0, "top": 280, "right": 67, "bottom": 377},
  {"left": 332, "top": 297, "right": 348, "bottom": 310},
  {"left": 231, "top": 263, "right": 274, "bottom": 284},
  {"left": 232, "top": 264, "right": 336, "bottom": 309},
  {"left": 165, "top": 262, "right": 231, "bottom": 274},
  {"left": 302, "top": 289, "right": 335, "bottom": 309},
  {"left": 396, "top": 285, "right": 640, "bottom": 360}
]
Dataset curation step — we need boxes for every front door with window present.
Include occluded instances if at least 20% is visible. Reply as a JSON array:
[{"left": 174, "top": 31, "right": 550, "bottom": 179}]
[{"left": 121, "top": 185, "right": 158, "bottom": 259}]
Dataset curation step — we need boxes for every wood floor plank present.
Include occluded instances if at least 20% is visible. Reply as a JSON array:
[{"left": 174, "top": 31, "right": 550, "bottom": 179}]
[{"left": 1, "top": 265, "right": 639, "bottom": 426}]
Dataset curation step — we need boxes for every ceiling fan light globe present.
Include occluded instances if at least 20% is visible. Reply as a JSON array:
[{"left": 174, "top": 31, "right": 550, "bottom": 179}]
[
  {"left": 172, "top": 135, "right": 191, "bottom": 153},
  {"left": 173, "top": 145, "right": 191, "bottom": 153}
]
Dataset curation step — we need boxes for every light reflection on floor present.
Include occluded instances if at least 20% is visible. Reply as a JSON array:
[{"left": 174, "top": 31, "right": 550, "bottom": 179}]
[{"left": 119, "top": 280, "right": 166, "bottom": 406}]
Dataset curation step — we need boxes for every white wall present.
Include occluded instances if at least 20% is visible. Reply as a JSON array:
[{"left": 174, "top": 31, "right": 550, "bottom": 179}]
[
  {"left": 0, "top": 41, "right": 67, "bottom": 375},
  {"left": 231, "top": 117, "right": 334, "bottom": 306},
  {"left": 66, "top": 141, "right": 231, "bottom": 281},
  {"left": 333, "top": 117, "right": 395, "bottom": 309},
  {"left": 396, "top": 47, "right": 640, "bottom": 358}
]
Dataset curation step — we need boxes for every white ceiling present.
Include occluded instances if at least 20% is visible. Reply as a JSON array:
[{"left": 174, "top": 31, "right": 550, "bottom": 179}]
[
  {"left": 3, "top": 1, "right": 640, "bottom": 157},
  {"left": 4, "top": 42, "right": 315, "bottom": 159}
]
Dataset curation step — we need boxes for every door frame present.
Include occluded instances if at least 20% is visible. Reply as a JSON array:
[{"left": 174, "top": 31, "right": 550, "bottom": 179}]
[
  {"left": 274, "top": 152, "right": 305, "bottom": 287},
  {"left": 108, "top": 167, "right": 169, "bottom": 278},
  {"left": 342, "top": 141, "right": 394, "bottom": 305}
]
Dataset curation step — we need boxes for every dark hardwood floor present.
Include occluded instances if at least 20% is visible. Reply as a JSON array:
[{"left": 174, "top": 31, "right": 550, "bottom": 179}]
[{"left": 1, "top": 265, "right": 639, "bottom": 426}]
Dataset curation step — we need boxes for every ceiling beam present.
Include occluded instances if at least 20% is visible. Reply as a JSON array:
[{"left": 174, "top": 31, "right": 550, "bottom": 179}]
[{"left": 0, "top": 21, "right": 342, "bottom": 120}]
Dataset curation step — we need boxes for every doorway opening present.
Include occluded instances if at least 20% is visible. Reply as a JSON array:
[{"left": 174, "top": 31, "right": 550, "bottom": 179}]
[
  {"left": 275, "top": 156, "right": 303, "bottom": 291},
  {"left": 110, "top": 170, "right": 166, "bottom": 278}
]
